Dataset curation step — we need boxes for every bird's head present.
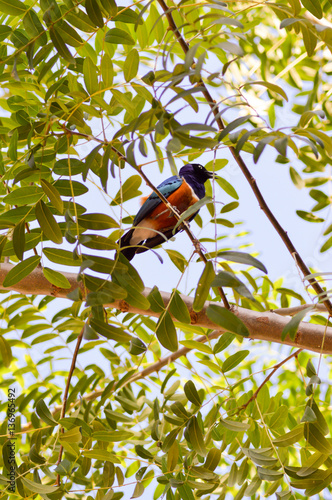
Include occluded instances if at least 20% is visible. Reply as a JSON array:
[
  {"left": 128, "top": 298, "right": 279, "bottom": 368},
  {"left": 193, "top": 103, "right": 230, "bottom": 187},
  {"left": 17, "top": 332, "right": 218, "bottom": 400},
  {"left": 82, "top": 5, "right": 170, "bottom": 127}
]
[{"left": 179, "top": 163, "right": 216, "bottom": 183}]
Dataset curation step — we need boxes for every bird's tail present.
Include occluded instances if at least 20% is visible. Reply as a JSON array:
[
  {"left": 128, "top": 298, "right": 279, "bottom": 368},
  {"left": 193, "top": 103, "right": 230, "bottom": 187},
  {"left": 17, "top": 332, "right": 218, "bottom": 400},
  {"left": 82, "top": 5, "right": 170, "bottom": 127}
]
[{"left": 118, "top": 229, "right": 140, "bottom": 261}]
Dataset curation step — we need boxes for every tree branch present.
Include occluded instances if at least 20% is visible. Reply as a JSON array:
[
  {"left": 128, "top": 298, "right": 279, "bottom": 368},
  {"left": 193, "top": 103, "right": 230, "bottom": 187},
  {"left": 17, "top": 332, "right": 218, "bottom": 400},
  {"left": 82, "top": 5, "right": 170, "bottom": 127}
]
[
  {"left": 0, "top": 264, "right": 331, "bottom": 354},
  {"left": 55, "top": 324, "right": 85, "bottom": 486},
  {"left": 156, "top": 0, "right": 332, "bottom": 316},
  {"left": 239, "top": 348, "right": 302, "bottom": 412}
]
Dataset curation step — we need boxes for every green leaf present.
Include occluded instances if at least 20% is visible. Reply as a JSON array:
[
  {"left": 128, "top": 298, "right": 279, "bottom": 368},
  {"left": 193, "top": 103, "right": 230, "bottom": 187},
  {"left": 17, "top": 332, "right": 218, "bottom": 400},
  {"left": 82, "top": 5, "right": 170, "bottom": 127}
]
[
  {"left": 296, "top": 210, "right": 324, "bottom": 223},
  {"left": 216, "top": 177, "right": 239, "bottom": 199},
  {"left": 147, "top": 286, "right": 165, "bottom": 313},
  {"left": 213, "top": 332, "right": 235, "bottom": 354},
  {"left": 101, "top": 53, "right": 114, "bottom": 89},
  {"left": 206, "top": 304, "right": 250, "bottom": 337},
  {"left": 105, "top": 28, "right": 135, "bottom": 45},
  {"left": 90, "top": 318, "right": 132, "bottom": 343},
  {"left": 124, "top": 49, "right": 139, "bottom": 82},
  {"left": 304, "top": 423, "right": 332, "bottom": 454},
  {"left": 12, "top": 218, "right": 25, "bottom": 260},
  {"left": 242, "top": 80, "right": 288, "bottom": 101},
  {"left": 36, "top": 399, "right": 58, "bottom": 426},
  {"left": 78, "top": 213, "right": 118, "bottom": 229},
  {"left": 165, "top": 249, "right": 187, "bottom": 272},
  {"left": 180, "top": 340, "right": 212, "bottom": 354},
  {"left": 0, "top": 0, "right": 27, "bottom": 16},
  {"left": 269, "top": 405, "right": 288, "bottom": 430},
  {"left": 85, "top": 0, "right": 104, "bottom": 27},
  {"left": 257, "top": 467, "right": 283, "bottom": 482},
  {"left": 49, "top": 26, "right": 75, "bottom": 63},
  {"left": 41, "top": 179, "right": 63, "bottom": 214},
  {"left": 114, "top": 6, "right": 142, "bottom": 24},
  {"left": 83, "top": 56, "right": 99, "bottom": 95},
  {"left": 54, "top": 180, "right": 88, "bottom": 197},
  {"left": 289, "top": 166, "right": 304, "bottom": 189},
  {"left": 273, "top": 424, "right": 304, "bottom": 447},
  {"left": 35, "top": 200, "right": 63, "bottom": 244},
  {"left": 82, "top": 450, "right": 121, "bottom": 463},
  {"left": 111, "top": 175, "right": 142, "bottom": 206},
  {"left": 281, "top": 306, "right": 313, "bottom": 341},
  {"left": 3, "top": 186, "right": 44, "bottom": 205},
  {"left": 43, "top": 267, "right": 71, "bottom": 289},
  {"left": 301, "top": 0, "right": 322, "bottom": 18},
  {"left": 301, "top": 406, "right": 317, "bottom": 423},
  {"left": 162, "top": 428, "right": 180, "bottom": 452},
  {"left": 80, "top": 234, "right": 117, "bottom": 251},
  {"left": 193, "top": 261, "right": 215, "bottom": 312},
  {"left": 100, "top": 0, "right": 117, "bottom": 16},
  {"left": 186, "top": 416, "right": 207, "bottom": 456},
  {"left": 155, "top": 311, "right": 178, "bottom": 352},
  {"left": 320, "top": 235, "right": 332, "bottom": 253},
  {"left": 222, "top": 350, "right": 249, "bottom": 373},
  {"left": 92, "top": 430, "right": 134, "bottom": 442},
  {"left": 184, "top": 380, "right": 201, "bottom": 406},
  {"left": 57, "top": 22, "right": 83, "bottom": 48},
  {"left": 169, "top": 291, "right": 191, "bottom": 323},
  {"left": 217, "top": 251, "right": 267, "bottom": 273},
  {"left": 3, "top": 255, "right": 40, "bottom": 287},
  {"left": 205, "top": 448, "right": 222, "bottom": 471},
  {"left": 43, "top": 248, "right": 80, "bottom": 267},
  {"left": 220, "top": 419, "right": 250, "bottom": 431},
  {"left": 0, "top": 336, "right": 12, "bottom": 367},
  {"left": 8, "top": 129, "right": 18, "bottom": 161},
  {"left": 218, "top": 116, "right": 251, "bottom": 141},
  {"left": 21, "top": 477, "right": 58, "bottom": 494}
]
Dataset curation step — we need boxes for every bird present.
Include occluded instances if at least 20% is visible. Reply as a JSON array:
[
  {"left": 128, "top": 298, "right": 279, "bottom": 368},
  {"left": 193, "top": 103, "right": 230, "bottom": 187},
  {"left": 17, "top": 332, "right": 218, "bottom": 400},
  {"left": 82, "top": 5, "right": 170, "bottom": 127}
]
[{"left": 118, "top": 163, "right": 214, "bottom": 261}]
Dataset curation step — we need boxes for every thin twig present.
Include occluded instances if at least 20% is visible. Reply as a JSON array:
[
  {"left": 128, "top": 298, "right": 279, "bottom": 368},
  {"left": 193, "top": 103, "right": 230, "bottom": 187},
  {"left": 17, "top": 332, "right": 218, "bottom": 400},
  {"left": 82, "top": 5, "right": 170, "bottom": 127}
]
[
  {"left": 156, "top": 0, "right": 332, "bottom": 317},
  {"left": 239, "top": 348, "right": 302, "bottom": 412},
  {"left": 55, "top": 324, "right": 85, "bottom": 486}
]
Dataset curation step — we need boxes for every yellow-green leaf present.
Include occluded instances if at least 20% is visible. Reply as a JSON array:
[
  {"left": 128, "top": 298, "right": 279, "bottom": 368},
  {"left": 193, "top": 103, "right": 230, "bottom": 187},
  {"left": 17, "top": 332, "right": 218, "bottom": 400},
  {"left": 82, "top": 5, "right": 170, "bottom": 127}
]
[
  {"left": 193, "top": 261, "right": 215, "bottom": 312},
  {"left": 83, "top": 56, "right": 99, "bottom": 96},
  {"left": 0, "top": 0, "right": 27, "bottom": 16},
  {"left": 43, "top": 267, "right": 71, "bottom": 289},
  {"left": 3, "top": 255, "right": 40, "bottom": 287},
  {"left": 155, "top": 311, "right": 178, "bottom": 352},
  {"left": 124, "top": 49, "right": 139, "bottom": 82},
  {"left": 0, "top": 335, "right": 12, "bottom": 367},
  {"left": 35, "top": 200, "right": 63, "bottom": 244},
  {"left": 105, "top": 28, "right": 135, "bottom": 45},
  {"left": 41, "top": 179, "right": 63, "bottom": 214}
]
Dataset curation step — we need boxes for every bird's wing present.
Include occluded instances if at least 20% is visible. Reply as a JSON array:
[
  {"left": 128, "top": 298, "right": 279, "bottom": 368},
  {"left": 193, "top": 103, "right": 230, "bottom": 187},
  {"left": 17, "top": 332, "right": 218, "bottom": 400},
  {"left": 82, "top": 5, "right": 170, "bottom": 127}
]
[{"left": 133, "top": 176, "right": 182, "bottom": 226}]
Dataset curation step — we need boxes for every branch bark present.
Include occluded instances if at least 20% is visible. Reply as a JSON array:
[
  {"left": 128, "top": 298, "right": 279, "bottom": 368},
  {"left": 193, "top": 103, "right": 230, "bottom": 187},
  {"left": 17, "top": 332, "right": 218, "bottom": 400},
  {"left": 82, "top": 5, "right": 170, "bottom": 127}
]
[
  {"left": 156, "top": 0, "right": 332, "bottom": 316},
  {"left": 0, "top": 264, "right": 331, "bottom": 354}
]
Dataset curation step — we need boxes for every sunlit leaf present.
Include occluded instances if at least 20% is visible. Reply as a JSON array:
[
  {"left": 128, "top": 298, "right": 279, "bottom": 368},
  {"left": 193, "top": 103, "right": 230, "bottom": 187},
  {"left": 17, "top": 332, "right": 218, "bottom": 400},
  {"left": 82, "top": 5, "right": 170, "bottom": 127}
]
[{"left": 3, "top": 255, "right": 41, "bottom": 287}]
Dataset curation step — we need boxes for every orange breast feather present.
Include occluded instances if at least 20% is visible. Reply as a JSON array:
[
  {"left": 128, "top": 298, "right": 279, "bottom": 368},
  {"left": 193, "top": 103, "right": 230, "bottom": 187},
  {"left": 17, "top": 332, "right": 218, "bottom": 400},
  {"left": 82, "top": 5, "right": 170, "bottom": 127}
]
[{"left": 141, "top": 180, "right": 199, "bottom": 231}]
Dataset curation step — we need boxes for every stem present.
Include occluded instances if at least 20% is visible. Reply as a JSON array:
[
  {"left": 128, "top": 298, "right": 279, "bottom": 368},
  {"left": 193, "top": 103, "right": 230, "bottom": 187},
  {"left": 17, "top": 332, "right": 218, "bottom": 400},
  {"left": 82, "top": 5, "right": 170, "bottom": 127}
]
[
  {"left": 55, "top": 324, "right": 85, "bottom": 486},
  {"left": 239, "top": 348, "right": 302, "bottom": 412}
]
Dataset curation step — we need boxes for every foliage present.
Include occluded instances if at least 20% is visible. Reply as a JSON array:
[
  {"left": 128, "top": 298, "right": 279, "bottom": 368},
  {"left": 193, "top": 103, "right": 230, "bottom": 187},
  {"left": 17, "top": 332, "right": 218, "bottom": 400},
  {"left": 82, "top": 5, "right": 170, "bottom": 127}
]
[{"left": 0, "top": 0, "right": 332, "bottom": 499}]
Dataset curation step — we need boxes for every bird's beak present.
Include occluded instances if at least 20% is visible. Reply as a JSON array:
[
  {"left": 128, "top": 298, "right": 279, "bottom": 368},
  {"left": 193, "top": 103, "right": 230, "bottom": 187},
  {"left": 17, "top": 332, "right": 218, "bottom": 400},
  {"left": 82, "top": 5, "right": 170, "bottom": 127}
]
[{"left": 207, "top": 171, "right": 218, "bottom": 179}]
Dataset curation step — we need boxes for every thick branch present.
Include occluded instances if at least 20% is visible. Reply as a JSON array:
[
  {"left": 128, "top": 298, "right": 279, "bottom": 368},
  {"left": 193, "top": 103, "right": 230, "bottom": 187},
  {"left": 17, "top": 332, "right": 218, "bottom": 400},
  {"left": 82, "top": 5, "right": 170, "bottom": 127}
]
[
  {"left": 0, "top": 264, "right": 331, "bottom": 354},
  {"left": 156, "top": 0, "right": 332, "bottom": 316}
]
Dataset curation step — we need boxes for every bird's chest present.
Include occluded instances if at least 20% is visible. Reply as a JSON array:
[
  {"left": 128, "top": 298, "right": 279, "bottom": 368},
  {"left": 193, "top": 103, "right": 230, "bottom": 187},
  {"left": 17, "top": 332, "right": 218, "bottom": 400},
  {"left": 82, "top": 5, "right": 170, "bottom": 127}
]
[{"left": 147, "top": 180, "right": 199, "bottom": 227}]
